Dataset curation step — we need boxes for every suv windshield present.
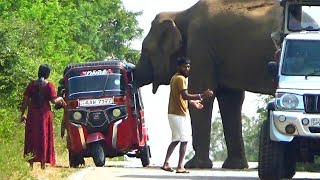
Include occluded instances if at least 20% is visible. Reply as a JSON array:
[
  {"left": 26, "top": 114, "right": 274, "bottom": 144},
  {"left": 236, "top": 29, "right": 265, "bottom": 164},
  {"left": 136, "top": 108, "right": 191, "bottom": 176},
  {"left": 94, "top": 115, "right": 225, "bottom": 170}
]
[
  {"left": 282, "top": 40, "right": 320, "bottom": 76},
  {"left": 287, "top": 4, "right": 320, "bottom": 31},
  {"left": 67, "top": 68, "right": 125, "bottom": 99}
]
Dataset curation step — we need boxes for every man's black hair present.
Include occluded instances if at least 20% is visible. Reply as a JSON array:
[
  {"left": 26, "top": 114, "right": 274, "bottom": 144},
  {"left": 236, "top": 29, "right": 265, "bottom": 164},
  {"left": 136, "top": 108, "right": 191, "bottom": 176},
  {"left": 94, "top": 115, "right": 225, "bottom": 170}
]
[
  {"left": 177, "top": 57, "right": 191, "bottom": 66},
  {"left": 289, "top": 4, "right": 301, "bottom": 17}
]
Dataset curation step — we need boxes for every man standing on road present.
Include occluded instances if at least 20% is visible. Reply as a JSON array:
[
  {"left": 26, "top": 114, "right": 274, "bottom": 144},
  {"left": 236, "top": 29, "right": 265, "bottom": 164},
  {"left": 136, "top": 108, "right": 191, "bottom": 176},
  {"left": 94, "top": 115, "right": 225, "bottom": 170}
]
[{"left": 161, "top": 57, "right": 213, "bottom": 173}]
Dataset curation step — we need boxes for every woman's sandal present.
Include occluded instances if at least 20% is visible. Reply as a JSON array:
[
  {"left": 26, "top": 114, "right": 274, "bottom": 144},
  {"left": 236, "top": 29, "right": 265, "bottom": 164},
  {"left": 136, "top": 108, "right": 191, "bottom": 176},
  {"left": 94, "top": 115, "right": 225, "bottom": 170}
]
[{"left": 160, "top": 166, "right": 174, "bottom": 172}]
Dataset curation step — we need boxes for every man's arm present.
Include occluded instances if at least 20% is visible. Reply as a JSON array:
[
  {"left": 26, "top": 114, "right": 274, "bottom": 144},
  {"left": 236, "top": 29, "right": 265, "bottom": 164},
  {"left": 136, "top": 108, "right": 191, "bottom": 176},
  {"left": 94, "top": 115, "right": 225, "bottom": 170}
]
[{"left": 181, "top": 89, "right": 213, "bottom": 101}]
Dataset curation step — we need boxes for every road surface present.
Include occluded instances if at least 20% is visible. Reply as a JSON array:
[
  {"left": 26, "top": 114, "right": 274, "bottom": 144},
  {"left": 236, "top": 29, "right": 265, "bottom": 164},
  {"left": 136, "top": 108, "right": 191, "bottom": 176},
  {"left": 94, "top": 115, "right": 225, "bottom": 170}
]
[{"left": 67, "top": 161, "right": 320, "bottom": 180}]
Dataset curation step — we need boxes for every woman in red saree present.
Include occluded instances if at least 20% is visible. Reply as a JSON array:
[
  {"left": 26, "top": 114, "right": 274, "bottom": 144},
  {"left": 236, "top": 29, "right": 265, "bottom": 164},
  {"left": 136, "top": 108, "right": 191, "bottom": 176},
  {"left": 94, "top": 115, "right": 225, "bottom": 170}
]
[{"left": 20, "top": 64, "right": 66, "bottom": 169}]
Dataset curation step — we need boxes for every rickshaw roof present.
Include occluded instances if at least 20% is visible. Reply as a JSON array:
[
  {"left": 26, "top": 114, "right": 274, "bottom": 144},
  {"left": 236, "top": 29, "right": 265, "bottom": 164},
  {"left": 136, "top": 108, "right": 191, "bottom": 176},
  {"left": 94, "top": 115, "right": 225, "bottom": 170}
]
[{"left": 64, "top": 60, "right": 135, "bottom": 75}]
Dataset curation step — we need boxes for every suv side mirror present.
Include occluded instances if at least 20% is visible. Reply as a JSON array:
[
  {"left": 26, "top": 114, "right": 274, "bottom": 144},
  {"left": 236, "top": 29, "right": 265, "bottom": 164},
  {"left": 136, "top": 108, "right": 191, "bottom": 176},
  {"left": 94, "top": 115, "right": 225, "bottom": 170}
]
[{"left": 268, "top": 61, "right": 279, "bottom": 81}]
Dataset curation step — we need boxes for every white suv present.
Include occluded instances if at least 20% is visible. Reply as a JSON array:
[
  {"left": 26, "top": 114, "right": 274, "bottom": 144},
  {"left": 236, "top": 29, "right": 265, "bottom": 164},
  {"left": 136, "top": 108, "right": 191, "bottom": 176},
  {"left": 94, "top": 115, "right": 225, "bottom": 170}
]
[{"left": 258, "top": 1, "right": 320, "bottom": 179}]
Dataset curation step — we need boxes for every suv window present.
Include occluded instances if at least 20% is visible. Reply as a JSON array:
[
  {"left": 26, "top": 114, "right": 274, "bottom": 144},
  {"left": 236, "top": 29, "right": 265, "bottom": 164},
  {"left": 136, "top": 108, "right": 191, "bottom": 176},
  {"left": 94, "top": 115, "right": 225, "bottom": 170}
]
[
  {"left": 282, "top": 40, "right": 320, "bottom": 76},
  {"left": 287, "top": 4, "right": 320, "bottom": 31}
]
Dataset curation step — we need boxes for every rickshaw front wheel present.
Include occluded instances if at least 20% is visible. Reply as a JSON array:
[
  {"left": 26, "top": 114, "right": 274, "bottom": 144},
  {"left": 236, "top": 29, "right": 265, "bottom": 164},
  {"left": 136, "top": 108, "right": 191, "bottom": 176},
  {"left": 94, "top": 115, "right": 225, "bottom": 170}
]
[{"left": 90, "top": 142, "right": 106, "bottom": 167}]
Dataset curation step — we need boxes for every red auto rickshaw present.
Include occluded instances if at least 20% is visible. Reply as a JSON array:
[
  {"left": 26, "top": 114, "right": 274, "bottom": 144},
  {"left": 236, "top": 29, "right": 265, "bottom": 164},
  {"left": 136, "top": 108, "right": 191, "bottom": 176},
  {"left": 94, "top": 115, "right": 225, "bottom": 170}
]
[{"left": 58, "top": 60, "right": 151, "bottom": 167}]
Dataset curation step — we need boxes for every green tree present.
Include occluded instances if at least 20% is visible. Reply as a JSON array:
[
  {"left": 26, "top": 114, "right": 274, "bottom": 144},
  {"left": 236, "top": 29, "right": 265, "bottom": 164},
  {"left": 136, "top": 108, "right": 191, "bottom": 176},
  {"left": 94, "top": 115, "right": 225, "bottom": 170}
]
[
  {"left": 209, "top": 95, "right": 272, "bottom": 162},
  {"left": 210, "top": 116, "right": 227, "bottom": 161}
]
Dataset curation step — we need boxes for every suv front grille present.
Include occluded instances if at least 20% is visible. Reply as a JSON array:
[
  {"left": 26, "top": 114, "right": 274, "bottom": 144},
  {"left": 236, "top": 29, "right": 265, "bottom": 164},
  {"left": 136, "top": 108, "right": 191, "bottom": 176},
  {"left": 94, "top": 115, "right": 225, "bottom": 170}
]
[{"left": 304, "top": 94, "right": 320, "bottom": 113}]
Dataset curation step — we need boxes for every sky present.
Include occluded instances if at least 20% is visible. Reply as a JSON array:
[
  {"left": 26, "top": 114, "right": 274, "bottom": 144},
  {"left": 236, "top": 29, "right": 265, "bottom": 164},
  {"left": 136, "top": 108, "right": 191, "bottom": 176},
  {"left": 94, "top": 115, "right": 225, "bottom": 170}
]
[{"left": 121, "top": 0, "right": 265, "bottom": 166}]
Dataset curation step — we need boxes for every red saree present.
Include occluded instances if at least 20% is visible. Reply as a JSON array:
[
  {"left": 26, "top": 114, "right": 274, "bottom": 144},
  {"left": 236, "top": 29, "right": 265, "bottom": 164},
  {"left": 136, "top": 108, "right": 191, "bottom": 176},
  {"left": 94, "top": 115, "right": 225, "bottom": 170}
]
[{"left": 23, "top": 81, "right": 57, "bottom": 166}]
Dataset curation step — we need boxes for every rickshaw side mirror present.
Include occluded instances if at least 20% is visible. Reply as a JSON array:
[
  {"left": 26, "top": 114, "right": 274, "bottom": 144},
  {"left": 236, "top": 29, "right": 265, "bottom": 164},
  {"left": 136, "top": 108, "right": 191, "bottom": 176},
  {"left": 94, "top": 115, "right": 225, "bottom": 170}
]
[
  {"left": 127, "top": 84, "right": 138, "bottom": 94},
  {"left": 61, "top": 89, "right": 66, "bottom": 96},
  {"left": 58, "top": 86, "right": 66, "bottom": 97}
]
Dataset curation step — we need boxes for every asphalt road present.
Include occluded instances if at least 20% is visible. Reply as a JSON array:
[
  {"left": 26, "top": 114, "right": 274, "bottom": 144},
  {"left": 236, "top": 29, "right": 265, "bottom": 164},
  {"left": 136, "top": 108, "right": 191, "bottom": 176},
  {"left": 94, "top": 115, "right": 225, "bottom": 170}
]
[{"left": 67, "top": 161, "right": 320, "bottom": 180}]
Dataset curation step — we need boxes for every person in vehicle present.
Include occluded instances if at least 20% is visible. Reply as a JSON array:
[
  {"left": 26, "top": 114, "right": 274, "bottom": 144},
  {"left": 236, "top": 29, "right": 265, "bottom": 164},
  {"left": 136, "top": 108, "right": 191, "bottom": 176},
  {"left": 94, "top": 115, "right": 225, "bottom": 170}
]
[
  {"left": 161, "top": 57, "right": 213, "bottom": 173},
  {"left": 283, "top": 49, "right": 306, "bottom": 74},
  {"left": 20, "top": 64, "right": 66, "bottom": 169},
  {"left": 288, "top": 4, "right": 302, "bottom": 31}
]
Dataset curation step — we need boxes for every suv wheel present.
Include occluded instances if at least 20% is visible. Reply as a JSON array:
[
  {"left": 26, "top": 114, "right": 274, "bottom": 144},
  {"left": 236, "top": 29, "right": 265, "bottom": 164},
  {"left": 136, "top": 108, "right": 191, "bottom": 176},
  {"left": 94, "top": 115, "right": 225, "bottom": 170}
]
[
  {"left": 283, "top": 143, "right": 296, "bottom": 178},
  {"left": 258, "top": 120, "right": 286, "bottom": 179}
]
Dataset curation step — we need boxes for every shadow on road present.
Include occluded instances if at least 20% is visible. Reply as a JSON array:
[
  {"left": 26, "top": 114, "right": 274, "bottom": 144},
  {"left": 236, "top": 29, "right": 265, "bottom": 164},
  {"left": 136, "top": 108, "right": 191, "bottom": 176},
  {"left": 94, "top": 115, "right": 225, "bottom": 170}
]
[{"left": 121, "top": 174, "right": 257, "bottom": 180}]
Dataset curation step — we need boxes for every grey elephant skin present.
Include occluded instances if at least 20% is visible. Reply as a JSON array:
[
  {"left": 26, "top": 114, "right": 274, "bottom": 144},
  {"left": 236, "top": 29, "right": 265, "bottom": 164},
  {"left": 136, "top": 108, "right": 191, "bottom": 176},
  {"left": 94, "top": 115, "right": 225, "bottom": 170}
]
[{"left": 134, "top": 0, "right": 281, "bottom": 169}]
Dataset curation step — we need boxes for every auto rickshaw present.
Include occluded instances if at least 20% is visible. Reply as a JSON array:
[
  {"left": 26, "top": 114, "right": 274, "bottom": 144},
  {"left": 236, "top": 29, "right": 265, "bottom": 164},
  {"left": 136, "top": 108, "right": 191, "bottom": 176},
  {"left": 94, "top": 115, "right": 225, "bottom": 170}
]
[{"left": 58, "top": 60, "right": 151, "bottom": 167}]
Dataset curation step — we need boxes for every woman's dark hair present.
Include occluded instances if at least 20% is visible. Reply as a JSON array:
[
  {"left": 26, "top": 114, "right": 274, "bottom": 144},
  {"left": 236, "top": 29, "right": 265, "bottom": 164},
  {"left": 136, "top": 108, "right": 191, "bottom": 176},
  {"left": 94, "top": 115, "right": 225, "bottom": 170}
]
[
  {"left": 177, "top": 57, "right": 191, "bottom": 66},
  {"left": 38, "top": 64, "right": 51, "bottom": 79},
  {"left": 34, "top": 64, "right": 51, "bottom": 107}
]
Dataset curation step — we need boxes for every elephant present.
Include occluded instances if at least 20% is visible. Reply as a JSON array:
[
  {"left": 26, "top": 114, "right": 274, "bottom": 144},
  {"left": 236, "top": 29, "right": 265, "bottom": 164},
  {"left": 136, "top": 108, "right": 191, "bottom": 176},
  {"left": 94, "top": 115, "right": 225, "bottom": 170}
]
[{"left": 134, "top": 0, "right": 282, "bottom": 169}]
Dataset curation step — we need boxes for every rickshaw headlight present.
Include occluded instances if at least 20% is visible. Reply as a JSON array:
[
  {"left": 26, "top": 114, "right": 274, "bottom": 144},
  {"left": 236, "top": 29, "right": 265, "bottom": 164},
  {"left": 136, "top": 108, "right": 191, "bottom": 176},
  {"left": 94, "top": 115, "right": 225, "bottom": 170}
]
[
  {"left": 73, "top": 111, "right": 82, "bottom": 120},
  {"left": 112, "top": 108, "right": 121, "bottom": 117},
  {"left": 107, "top": 106, "right": 127, "bottom": 121}
]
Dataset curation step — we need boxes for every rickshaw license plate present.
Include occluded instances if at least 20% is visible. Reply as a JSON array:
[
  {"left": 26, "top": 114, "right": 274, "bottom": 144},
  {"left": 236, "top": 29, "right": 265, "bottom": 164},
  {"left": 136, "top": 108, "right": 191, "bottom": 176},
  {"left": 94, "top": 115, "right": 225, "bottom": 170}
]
[{"left": 79, "top": 98, "right": 114, "bottom": 107}]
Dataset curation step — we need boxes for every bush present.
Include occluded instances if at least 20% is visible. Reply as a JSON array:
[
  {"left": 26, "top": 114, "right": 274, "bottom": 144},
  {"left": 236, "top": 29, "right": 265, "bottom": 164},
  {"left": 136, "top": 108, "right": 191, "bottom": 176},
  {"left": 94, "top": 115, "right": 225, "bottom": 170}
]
[{"left": 0, "top": 109, "right": 32, "bottom": 180}]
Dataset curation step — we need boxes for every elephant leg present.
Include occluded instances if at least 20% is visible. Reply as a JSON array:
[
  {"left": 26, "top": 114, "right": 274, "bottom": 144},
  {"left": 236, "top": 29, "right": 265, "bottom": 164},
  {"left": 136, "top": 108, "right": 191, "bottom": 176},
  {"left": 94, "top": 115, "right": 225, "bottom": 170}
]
[
  {"left": 216, "top": 88, "right": 248, "bottom": 169},
  {"left": 185, "top": 97, "right": 214, "bottom": 169},
  {"left": 184, "top": 26, "right": 218, "bottom": 169}
]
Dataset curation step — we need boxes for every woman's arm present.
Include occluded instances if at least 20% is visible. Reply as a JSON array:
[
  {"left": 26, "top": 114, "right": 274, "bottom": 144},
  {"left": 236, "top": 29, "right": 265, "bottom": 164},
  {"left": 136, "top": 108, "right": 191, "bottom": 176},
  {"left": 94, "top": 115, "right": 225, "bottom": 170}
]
[
  {"left": 51, "top": 97, "right": 67, "bottom": 107},
  {"left": 20, "top": 95, "right": 29, "bottom": 122}
]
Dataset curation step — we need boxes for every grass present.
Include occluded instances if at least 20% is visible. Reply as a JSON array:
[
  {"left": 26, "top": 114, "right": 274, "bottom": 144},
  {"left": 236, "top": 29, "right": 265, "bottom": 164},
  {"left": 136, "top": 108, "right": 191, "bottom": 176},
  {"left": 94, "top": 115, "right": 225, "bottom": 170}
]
[
  {"left": 29, "top": 151, "right": 78, "bottom": 180},
  {"left": 0, "top": 107, "right": 130, "bottom": 180}
]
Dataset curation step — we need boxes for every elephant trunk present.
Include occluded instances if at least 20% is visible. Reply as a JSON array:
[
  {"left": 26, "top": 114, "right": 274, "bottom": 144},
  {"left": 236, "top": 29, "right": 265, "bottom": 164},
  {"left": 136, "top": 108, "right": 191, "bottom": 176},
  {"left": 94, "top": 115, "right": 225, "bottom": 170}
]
[{"left": 134, "top": 56, "right": 153, "bottom": 88}]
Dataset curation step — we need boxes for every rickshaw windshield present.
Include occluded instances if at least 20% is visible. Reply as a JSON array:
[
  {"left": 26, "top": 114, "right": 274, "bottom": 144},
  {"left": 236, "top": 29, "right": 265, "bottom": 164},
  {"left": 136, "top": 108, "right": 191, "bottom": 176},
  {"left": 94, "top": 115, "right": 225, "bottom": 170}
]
[{"left": 67, "top": 69, "right": 125, "bottom": 99}]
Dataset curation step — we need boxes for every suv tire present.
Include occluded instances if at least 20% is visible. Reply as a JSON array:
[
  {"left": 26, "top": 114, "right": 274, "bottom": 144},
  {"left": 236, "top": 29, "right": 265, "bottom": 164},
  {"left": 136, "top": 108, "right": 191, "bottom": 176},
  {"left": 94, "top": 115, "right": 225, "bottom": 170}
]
[{"left": 258, "top": 120, "right": 285, "bottom": 179}]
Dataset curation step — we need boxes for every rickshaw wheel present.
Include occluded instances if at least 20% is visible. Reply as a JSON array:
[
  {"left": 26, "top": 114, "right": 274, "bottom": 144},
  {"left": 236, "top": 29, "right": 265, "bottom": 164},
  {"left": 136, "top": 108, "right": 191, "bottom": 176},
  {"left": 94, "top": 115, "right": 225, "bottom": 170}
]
[
  {"left": 140, "top": 143, "right": 151, "bottom": 167},
  {"left": 69, "top": 151, "right": 85, "bottom": 168},
  {"left": 90, "top": 142, "right": 105, "bottom": 167}
]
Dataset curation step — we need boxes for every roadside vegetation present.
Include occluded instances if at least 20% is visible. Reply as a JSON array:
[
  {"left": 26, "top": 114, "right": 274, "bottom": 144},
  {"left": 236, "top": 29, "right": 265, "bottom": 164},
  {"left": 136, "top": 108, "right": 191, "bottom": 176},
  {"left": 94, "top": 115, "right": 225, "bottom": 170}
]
[{"left": 0, "top": 0, "right": 142, "bottom": 179}]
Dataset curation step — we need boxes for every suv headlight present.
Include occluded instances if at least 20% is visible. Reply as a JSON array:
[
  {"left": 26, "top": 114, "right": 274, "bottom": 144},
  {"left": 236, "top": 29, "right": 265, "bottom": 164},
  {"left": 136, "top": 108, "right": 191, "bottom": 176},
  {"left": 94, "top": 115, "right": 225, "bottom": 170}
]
[{"left": 276, "top": 93, "right": 304, "bottom": 110}]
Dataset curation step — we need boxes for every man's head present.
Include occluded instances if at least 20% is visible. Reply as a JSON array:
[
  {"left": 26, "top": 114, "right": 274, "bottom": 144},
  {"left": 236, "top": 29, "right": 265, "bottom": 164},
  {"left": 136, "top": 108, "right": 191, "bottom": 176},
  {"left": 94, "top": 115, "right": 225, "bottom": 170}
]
[
  {"left": 289, "top": 4, "right": 302, "bottom": 18},
  {"left": 294, "top": 55, "right": 305, "bottom": 70},
  {"left": 290, "top": 51, "right": 305, "bottom": 72},
  {"left": 177, "top": 57, "right": 191, "bottom": 77}
]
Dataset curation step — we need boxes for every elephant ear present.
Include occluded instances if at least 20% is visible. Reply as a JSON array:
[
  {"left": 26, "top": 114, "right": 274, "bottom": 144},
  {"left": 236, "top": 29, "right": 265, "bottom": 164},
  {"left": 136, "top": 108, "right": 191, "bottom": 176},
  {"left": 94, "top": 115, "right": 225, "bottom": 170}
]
[{"left": 158, "top": 20, "right": 182, "bottom": 55}]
